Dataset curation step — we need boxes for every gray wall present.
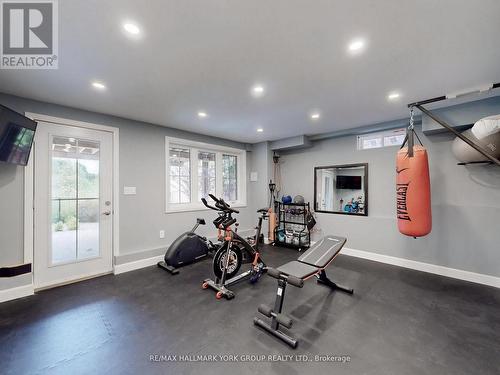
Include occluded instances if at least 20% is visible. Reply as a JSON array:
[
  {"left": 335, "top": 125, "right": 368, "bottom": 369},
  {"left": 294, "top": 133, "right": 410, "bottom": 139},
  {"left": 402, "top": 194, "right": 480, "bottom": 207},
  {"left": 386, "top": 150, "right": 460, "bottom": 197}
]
[
  {"left": 279, "top": 128, "right": 500, "bottom": 278},
  {"left": 0, "top": 93, "right": 258, "bottom": 272},
  {"left": 247, "top": 141, "right": 273, "bottom": 211},
  {"left": 2, "top": 90, "right": 499, "bottom": 291},
  {"left": 0, "top": 163, "right": 24, "bottom": 266}
]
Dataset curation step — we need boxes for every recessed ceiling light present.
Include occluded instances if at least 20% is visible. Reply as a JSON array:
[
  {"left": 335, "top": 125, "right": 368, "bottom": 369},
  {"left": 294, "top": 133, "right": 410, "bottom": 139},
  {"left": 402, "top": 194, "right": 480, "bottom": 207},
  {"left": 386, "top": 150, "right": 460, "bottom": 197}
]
[
  {"left": 257, "top": 128, "right": 264, "bottom": 133},
  {"left": 310, "top": 112, "right": 321, "bottom": 120},
  {"left": 123, "top": 22, "right": 140, "bottom": 35},
  {"left": 251, "top": 84, "right": 265, "bottom": 97},
  {"left": 348, "top": 38, "right": 365, "bottom": 53},
  {"left": 91, "top": 81, "right": 106, "bottom": 90},
  {"left": 388, "top": 92, "right": 401, "bottom": 101},
  {"left": 198, "top": 111, "right": 208, "bottom": 118}
]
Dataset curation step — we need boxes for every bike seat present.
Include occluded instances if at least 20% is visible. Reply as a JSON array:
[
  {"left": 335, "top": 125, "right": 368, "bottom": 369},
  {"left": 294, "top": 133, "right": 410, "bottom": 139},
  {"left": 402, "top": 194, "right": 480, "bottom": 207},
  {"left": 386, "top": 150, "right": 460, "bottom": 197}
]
[{"left": 257, "top": 208, "right": 268, "bottom": 214}]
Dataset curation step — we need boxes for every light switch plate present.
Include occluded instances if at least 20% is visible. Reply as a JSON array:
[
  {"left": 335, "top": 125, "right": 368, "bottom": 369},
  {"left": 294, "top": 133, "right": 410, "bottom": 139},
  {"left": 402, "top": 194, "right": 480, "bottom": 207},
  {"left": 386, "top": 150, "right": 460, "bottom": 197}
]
[
  {"left": 123, "top": 186, "right": 136, "bottom": 195},
  {"left": 250, "top": 172, "right": 258, "bottom": 182}
]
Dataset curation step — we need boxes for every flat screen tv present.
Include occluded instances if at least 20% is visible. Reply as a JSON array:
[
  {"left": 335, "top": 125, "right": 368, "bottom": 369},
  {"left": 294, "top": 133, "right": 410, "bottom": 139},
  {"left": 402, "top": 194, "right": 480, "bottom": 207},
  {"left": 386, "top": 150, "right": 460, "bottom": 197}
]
[
  {"left": 336, "top": 175, "right": 362, "bottom": 190},
  {"left": 0, "top": 104, "right": 37, "bottom": 166}
]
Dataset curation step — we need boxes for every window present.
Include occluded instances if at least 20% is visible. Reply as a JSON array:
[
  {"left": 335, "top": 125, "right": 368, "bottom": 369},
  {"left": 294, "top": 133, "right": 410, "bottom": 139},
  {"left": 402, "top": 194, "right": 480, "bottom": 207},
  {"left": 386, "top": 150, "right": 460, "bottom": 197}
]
[
  {"left": 357, "top": 128, "right": 406, "bottom": 150},
  {"left": 222, "top": 154, "right": 238, "bottom": 201},
  {"left": 169, "top": 146, "right": 191, "bottom": 204},
  {"left": 361, "top": 137, "right": 383, "bottom": 149},
  {"left": 383, "top": 133, "right": 406, "bottom": 147},
  {"left": 198, "top": 151, "right": 216, "bottom": 200},
  {"left": 166, "top": 137, "right": 247, "bottom": 212}
]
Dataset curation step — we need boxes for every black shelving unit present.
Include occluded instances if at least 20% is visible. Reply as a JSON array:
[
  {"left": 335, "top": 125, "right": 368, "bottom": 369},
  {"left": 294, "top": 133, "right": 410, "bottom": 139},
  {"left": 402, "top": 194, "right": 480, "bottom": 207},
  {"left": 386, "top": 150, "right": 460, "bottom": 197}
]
[{"left": 274, "top": 201, "right": 311, "bottom": 251}]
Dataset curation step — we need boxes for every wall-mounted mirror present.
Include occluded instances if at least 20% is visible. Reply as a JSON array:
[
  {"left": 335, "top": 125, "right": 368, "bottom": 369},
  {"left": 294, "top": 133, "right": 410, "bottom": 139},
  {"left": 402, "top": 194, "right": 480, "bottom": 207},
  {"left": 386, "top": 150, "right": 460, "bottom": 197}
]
[{"left": 314, "top": 163, "right": 368, "bottom": 216}]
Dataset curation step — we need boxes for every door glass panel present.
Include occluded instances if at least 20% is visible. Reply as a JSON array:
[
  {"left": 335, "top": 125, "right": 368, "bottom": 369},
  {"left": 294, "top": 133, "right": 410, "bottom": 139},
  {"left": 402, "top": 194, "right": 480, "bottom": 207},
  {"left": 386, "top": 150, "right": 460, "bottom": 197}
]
[
  {"left": 51, "top": 198, "right": 77, "bottom": 264},
  {"left": 77, "top": 140, "right": 100, "bottom": 199},
  {"left": 52, "top": 137, "right": 77, "bottom": 199},
  {"left": 51, "top": 136, "right": 100, "bottom": 265},
  {"left": 77, "top": 199, "right": 99, "bottom": 260}
]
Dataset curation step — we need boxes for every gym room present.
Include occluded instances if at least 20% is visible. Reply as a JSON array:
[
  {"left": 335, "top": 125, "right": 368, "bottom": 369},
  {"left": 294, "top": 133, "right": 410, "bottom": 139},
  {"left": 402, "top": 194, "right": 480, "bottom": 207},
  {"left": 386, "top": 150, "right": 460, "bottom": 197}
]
[{"left": 1, "top": 1, "right": 499, "bottom": 374}]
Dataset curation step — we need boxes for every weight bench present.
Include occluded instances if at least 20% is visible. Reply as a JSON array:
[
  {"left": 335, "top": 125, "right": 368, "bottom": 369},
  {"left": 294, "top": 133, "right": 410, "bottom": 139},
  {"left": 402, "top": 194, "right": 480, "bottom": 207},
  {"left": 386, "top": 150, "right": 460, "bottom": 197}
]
[{"left": 253, "top": 235, "right": 353, "bottom": 348}]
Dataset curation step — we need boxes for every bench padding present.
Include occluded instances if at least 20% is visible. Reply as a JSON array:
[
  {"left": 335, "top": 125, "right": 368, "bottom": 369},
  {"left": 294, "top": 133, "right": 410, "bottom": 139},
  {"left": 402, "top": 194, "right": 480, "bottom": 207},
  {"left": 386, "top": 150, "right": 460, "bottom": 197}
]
[
  {"left": 298, "top": 235, "right": 347, "bottom": 268},
  {"left": 277, "top": 261, "right": 319, "bottom": 280},
  {"left": 276, "top": 235, "right": 347, "bottom": 280}
]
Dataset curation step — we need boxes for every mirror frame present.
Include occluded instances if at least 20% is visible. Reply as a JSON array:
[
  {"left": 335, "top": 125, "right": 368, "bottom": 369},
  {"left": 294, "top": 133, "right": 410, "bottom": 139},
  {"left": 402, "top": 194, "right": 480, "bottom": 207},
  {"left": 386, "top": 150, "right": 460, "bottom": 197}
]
[{"left": 313, "top": 163, "right": 369, "bottom": 216}]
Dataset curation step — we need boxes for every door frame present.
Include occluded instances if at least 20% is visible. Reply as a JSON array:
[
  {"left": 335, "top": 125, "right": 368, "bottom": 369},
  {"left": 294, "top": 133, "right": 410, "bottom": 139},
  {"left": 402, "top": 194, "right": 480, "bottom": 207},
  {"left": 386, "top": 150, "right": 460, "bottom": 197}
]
[{"left": 23, "top": 113, "right": 120, "bottom": 285}]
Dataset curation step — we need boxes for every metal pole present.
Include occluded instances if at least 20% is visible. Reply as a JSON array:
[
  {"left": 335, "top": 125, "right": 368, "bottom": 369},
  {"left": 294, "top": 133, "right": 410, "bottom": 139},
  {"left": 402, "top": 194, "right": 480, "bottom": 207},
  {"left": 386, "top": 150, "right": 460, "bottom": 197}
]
[
  {"left": 407, "top": 95, "right": 447, "bottom": 108},
  {"left": 407, "top": 82, "right": 500, "bottom": 108},
  {"left": 415, "top": 104, "right": 500, "bottom": 166}
]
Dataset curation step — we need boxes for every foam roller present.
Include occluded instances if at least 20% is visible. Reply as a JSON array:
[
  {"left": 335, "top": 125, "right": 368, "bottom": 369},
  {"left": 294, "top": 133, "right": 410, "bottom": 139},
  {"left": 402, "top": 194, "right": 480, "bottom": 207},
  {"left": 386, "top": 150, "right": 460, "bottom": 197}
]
[
  {"left": 267, "top": 268, "right": 281, "bottom": 279},
  {"left": 286, "top": 275, "right": 304, "bottom": 288},
  {"left": 276, "top": 313, "right": 293, "bottom": 329},
  {"left": 258, "top": 304, "right": 272, "bottom": 317}
]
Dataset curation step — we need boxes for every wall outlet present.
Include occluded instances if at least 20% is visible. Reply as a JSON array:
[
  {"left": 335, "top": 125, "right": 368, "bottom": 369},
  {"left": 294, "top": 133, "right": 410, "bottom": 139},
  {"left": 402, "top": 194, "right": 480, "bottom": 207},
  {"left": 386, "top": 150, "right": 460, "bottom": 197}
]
[{"left": 159, "top": 230, "right": 165, "bottom": 239}]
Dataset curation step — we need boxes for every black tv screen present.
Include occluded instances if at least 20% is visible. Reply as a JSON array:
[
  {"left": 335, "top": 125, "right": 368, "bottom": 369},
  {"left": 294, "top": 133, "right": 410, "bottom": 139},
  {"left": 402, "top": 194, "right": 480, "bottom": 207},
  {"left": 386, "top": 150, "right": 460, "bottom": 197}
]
[
  {"left": 336, "top": 175, "right": 362, "bottom": 190},
  {"left": 0, "top": 105, "right": 37, "bottom": 166}
]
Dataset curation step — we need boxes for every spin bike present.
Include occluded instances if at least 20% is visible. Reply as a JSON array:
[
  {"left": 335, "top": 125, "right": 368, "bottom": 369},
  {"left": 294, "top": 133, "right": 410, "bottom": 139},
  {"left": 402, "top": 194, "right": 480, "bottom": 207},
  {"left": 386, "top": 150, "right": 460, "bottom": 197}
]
[{"left": 201, "top": 194, "right": 267, "bottom": 300}]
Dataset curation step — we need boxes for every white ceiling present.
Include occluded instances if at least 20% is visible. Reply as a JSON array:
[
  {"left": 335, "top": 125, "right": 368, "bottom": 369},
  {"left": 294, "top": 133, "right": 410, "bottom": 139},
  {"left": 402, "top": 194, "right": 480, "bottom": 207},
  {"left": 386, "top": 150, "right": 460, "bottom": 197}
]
[{"left": 1, "top": 0, "right": 500, "bottom": 143}]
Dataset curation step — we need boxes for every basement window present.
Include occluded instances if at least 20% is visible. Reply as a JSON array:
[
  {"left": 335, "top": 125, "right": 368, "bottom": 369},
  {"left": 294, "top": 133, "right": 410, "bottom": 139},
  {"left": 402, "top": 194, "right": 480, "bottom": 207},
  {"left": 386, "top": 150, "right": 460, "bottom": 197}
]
[
  {"left": 357, "top": 128, "right": 406, "bottom": 150},
  {"left": 165, "top": 137, "right": 247, "bottom": 213}
]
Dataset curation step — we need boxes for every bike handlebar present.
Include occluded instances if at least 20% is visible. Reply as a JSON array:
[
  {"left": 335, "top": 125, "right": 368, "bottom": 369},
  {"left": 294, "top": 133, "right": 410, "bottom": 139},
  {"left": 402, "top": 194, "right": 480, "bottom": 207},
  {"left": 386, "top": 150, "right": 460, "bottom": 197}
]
[
  {"left": 206, "top": 194, "right": 239, "bottom": 214},
  {"left": 201, "top": 197, "right": 219, "bottom": 211}
]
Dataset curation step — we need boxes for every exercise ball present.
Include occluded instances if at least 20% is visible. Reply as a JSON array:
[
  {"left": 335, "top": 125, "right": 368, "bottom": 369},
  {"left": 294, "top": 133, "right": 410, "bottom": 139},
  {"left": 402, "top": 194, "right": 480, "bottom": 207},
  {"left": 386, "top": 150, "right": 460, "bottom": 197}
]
[
  {"left": 293, "top": 195, "right": 305, "bottom": 204},
  {"left": 452, "top": 114, "right": 500, "bottom": 163},
  {"left": 282, "top": 195, "right": 292, "bottom": 204}
]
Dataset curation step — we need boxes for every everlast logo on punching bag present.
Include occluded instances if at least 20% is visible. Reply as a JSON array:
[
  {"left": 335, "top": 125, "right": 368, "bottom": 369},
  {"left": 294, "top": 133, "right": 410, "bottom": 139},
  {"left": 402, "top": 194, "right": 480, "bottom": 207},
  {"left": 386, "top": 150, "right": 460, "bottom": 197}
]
[
  {"left": 396, "top": 128, "right": 431, "bottom": 237},
  {"left": 396, "top": 183, "right": 411, "bottom": 221}
]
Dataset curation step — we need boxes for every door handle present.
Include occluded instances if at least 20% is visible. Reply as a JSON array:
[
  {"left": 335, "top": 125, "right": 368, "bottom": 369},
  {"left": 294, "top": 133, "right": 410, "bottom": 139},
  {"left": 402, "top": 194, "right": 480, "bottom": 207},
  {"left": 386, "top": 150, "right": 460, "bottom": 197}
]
[{"left": 102, "top": 211, "right": 112, "bottom": 216}]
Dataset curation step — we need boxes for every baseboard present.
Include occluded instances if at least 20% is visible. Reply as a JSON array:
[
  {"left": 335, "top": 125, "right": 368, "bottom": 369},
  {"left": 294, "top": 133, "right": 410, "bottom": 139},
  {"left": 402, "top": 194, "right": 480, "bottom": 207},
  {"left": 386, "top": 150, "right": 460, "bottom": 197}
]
[
  {"left": 113, "top": 255, "right": 164, "bottom": 275},
  {"left": 35, "top": 270, "right": 113, "bottom": 291},
  {"left": 113, "top": 228, "right": 255, "bottom": 275},
  {"left": 0, "top": 284, "right": 34, "bottom": 303},
  {"left": 342, "top": 247, "right": 500, "bottom": 289}
]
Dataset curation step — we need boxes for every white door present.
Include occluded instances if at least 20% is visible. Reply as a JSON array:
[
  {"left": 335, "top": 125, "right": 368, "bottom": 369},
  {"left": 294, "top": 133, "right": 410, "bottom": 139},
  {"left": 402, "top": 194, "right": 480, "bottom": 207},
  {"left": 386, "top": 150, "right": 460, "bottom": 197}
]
[{"left": 33, "top": 122, "right": 114, "bottom": 289}]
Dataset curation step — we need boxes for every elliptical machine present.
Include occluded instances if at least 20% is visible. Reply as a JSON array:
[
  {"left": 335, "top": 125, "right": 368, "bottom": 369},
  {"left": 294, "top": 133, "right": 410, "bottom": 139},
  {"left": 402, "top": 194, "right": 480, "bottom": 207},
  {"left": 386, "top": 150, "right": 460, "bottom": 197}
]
[
  {"left": 157, "top": 216, "right": 222, "bottom": 275},
  {"left": 201, "top": 194, "right": 267, "bottom": 300}
]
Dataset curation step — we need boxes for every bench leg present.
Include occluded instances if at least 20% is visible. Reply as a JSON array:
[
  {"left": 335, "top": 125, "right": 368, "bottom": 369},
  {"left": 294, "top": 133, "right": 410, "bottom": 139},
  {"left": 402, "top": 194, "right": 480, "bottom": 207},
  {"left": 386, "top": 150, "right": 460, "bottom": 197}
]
[
  {"left": 316, "top": 270, "right": 354, "bottom": 294},
  {"left": 254, "top": 278, "right": 299, "bottom": 348},
  {"left": 254, "top": 317, "right": 298, "bottom": 348}
]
